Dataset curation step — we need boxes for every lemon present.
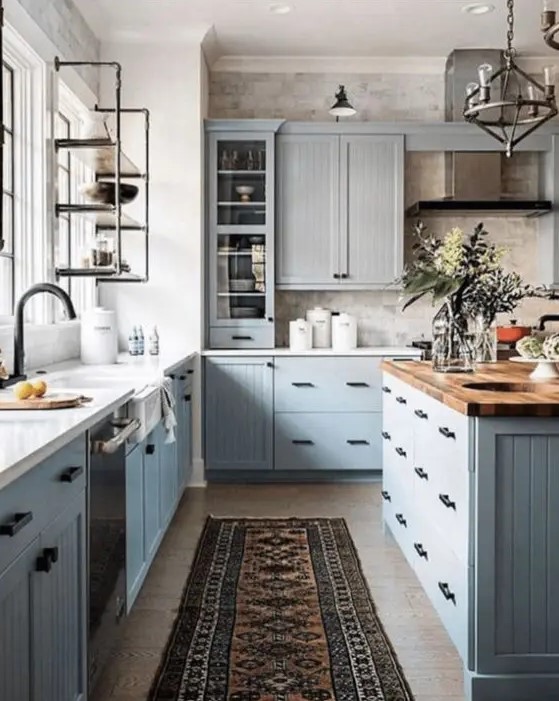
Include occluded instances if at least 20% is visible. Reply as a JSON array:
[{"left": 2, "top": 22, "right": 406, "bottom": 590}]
[
  {"left": 31, "top": 380, "right": 47, "bottom": 398},
  {"left": 14, "top": 381, "right": 34, "bottom": 400}
]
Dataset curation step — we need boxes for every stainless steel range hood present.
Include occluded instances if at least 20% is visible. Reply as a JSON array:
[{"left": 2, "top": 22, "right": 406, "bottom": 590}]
[{"left": 407, "top": 49, "right": 552, "bottom": 219}]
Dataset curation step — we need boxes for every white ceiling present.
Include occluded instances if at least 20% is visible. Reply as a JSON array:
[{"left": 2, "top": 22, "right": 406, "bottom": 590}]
[{"left": 73, "top": 0, "right": 559, "bottom": 61}]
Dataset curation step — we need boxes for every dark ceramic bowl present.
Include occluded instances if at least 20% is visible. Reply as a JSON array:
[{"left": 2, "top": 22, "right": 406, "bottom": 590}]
[{"left": 80, "top": 181, "right": 139, "bottom": 205}]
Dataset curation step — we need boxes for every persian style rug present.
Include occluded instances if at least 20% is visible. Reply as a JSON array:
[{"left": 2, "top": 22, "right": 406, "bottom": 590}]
[{"left": 149, "top": 517, "right": 414, "bottom": 701}]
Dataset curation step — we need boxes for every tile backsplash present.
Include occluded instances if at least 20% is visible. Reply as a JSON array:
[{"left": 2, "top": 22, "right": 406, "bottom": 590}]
[{"left": 0, "top": 321, "right": 80, "bottom": 375}]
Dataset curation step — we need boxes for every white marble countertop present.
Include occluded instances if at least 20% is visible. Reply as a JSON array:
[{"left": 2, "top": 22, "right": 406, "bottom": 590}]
[
  {"left": 0, "top": 350, "right": 197, "bottom": 491},
  {"left": 202, "top": 346, "right": 422, "bottom": 357}
]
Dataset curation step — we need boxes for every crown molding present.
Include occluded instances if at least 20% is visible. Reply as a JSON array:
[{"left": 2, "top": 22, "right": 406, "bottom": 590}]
[{"left": 211, "top": 55, "right": 448, "bottom": 74}]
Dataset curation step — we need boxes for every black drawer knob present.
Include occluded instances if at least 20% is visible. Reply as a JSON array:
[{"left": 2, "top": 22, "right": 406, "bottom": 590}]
[
  {"left": 346, "top": 382, "right": 369, "bottom": 388},
  {"left": 395, "top": 513, "right": 407, "bottom": 527},
  {"left": 414, "top": 467, "right": 429, "bottom": 480},
  {"left": 381, "top": 386, "right": 392, "bottom": 394},
  {"left": 381, "top": 490, "right": 391, "bottom": 502},
  {"left": 438, "top": 581, "right": 456, "bottom": 604},
  {"left": 395, "top": 447, "right": 407, "bottom": 458},
  {"left": 414, "top": 409, "right": 428, "bottom": 419},
  {"left": 186, "top": 369, "right": 194, "bottom": 375},
  {"left": 178, "top": 375, "right": 187, "bottom": 380},
  {"left": 36, "top": 547, "right": 59, "bottom": 574},
  {"left": 292, "top": 440, "right": 314, "bottom": 446},
  {"left": 267, "top": 362, "right": 274, "bottom": 368},
  {"left": 146, "top": 444, "right": 156, "bottom": 455},
  {"left": 381, "top": 431, "right": 391, "bottom": 441},
  {"left": 184, "top": 394, "right": 192, "bottom": 402},
  {"left": 340, "top": 273, "right": 349, "bottom": 279},
  {"left": 60, "top": 465, "right": 84, "bottom": 483},
  {"left": 333, "top": 273, "right": 341, "bottom": 279},
  {"left": 439, "top": 426, "right": 456, "bottom": 439},
  {"left": 347, "top": 439, "right": 370, "bottom": 446},
  {"left": 439, "top": 494, "right": 456, "bottom": 510},
  {"left": 0, "top": 511, "right": 33, "bottom": 537},
  {"left": 292, "top": 382, "right": 314, "bottom": 388},
  {"left": 414, "top": 542, "right": 428, "bottom": 559},
  {"left": 268, "top": 317, "right": 274, "bottom": 323}
]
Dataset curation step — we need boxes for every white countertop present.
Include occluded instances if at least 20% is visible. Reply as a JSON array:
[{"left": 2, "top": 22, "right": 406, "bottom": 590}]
[
  {"left": 0, "top": 351, "right": 197, "bottom": 491},
  {"left": 202, "top": 346, "right": 422, "bottom": 357}
]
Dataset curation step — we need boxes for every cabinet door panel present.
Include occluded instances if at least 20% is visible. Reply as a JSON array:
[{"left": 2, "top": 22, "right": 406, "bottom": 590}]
[
  {"left": 126, "top": 444, "right": 145, "bottom": 610},
  {"left": 33, "top": 491, "right": 87, "bottom": 701},
  {"left": 277, "top": 135, "right": 340, "bottom": 286},
  {"left": 143, "top": 434, "right": 161, "bottom": 563},
  {"left": 340, "top": 135, "right": 404, "bottom": 286},
  {"left": 205, "top": 357, "right": 273, "bottom": 471},
  {"left": 0, "top": 541, "right": 37, "bottom": 701},
  {"left": 158, "top": 422, "right": 177, "bottom": 530}
]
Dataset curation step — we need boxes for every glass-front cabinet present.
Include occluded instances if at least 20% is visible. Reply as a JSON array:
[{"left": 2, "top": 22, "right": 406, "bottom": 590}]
[{"left": 207, "top": 124, "right": 281, "bottom": 349}]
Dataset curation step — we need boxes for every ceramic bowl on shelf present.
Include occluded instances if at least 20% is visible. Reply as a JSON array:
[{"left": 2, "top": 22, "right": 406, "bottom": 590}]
[
  {"left": 235, "top": 185, "right": 255, "bottom": 202},
  {"left": 80, "top": 181, "right": 139, "bottom": 206}
]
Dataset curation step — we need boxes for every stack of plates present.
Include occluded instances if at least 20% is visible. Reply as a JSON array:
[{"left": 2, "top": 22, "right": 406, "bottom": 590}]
[
  {"left": 230, "top": 279, "right": 255, "bottom": 292},
  {"left": 231, "top": 307, "right": 261, "bottom": 319}
]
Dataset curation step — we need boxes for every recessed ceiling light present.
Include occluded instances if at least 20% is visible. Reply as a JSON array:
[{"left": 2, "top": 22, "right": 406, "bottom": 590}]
[
  {"left": 462, "top": 3, "right": 495, "bottom": 14},
  {"left": 269, "top": 3, "right": 292, "bottom": 14}
]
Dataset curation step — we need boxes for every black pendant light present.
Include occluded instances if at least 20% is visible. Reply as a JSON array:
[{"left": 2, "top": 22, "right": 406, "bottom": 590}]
[{"left": 329, "top": 85, "right": 356, "bottom": 121}]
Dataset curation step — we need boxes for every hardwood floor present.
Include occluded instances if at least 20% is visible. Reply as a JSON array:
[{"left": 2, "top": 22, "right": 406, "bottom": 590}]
[{"left": 92, "top": 483, "right": 465, "bottom": 701}]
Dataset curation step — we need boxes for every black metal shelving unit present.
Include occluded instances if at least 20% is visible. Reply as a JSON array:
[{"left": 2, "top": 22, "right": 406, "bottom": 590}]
[{"left": 53, "top": 58, "right": 150, "bottom": 283}]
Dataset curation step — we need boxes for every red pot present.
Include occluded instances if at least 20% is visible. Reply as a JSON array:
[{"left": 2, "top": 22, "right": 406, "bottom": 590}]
[{"left": 496, "top": 323, "right": 532, "bottom": 344}]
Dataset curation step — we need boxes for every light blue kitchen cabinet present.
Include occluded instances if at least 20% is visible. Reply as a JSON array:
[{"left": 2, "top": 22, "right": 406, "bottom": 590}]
[
  {"left": 205, "top": 356, "right": 274, "bottom": 471},
  {"left": 125, "top": 443, "right": 145, "bottom": 610},
  {"left": 143, "top": 431, "right": 161, "bottom": 564},
  {"left": 158, "top": 421, "right": 177, "bottom": 530}
]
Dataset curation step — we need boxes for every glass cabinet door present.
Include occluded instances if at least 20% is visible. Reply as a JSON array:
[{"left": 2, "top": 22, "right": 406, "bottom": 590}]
[
  {"left": 215, "top": 138, "right": 267, "bottom": 227},
  {"left": 216, "top": 232, "right": 267, "bottom": 321}
]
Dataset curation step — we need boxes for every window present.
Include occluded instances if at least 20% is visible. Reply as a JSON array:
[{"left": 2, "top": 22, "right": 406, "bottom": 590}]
[{"left": 0, "top": 62, "right": 14, "bottom": 316}]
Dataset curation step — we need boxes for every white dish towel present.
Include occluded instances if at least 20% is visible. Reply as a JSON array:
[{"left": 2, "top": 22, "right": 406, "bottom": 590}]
[{"left": 160, "top": 377, "right": 177, "bottom": 444}]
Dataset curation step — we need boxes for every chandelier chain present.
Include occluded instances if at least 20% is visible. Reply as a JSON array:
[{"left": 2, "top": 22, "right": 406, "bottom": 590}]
[{"left": 505, "top": 0, "right": 515, "bottom": 56}]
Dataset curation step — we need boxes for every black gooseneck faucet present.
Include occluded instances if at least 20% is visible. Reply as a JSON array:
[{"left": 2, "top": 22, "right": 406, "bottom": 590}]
[{"left": 9, "top": 283, "right": 77, "bottom": 384}]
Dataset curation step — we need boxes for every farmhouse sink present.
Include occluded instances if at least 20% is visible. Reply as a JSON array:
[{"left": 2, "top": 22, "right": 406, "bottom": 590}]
[{"left": 463, "top": 381, "right": 559, "bottom": 393}]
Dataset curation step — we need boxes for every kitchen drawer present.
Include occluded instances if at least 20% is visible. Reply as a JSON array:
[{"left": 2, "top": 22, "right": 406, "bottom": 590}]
[
  {"left": 382, "top": 426, "right": 414, "bottom": 504},
  {"left": 275, "top": 357, "right": 382, "bottom": 413},
  {"left": 275, "top": 412, "right": 382, "bottom": 471},
  {"left": 0, "top": 436, "right": 86, "bottom": 573},
  {"left": 384, "top": 490, "right": 415, "bottom": 565},
  {"left": 209, "top": 326, "right": 274, "bottom": 349}
]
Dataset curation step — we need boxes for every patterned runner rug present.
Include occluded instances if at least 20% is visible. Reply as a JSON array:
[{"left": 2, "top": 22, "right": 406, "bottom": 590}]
[{"left": 149, "top": 517, "right": 414, "bottom": 701}]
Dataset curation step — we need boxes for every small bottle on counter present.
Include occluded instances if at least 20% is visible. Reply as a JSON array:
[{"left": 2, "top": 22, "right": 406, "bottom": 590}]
[
  {"left": 137, "top": 326, "right": 145, "bottom": 355},
  {"left": 128, "top": 327, "right": 139, "bottom": 356},
  {"left": 148, "top": 326, "right": 159, "bottom": 356}
]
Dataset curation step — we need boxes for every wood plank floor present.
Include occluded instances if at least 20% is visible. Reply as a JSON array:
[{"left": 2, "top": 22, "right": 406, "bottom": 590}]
[{"left": 92, "top": 483, "right": 465, "bottom": 701}]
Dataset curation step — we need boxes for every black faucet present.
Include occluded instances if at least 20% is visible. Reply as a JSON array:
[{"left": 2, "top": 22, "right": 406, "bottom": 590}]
[
  {"left": 2, "top": 283, "right": 77, "bottom": 387},
  {"left": 538, "top": 314, "right": 559, "bottom": 331}
]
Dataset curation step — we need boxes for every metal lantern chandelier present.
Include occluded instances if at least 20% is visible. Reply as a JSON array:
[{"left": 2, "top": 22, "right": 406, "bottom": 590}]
[{"left": 464, "top": 0, "right": 557, "bottom": 157}]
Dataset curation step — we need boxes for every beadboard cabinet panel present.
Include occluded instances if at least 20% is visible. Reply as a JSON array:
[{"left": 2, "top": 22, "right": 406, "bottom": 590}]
[
  {"left": 126, "top": 444, "right": 146, "bottom": 611},
  {"left": 143, "top": 432, "right": 162, "bottom": 565},
  {"left": 276, "top": 134, "right": 340, "bottom": 286}
]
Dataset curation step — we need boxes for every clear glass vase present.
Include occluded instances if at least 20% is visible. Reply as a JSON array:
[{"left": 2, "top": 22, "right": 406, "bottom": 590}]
[
  {"left": 473, "top": 315, "right": 497, "bottom": 363},
  {"left": 432, "top": 303, "right": 476, "bottom": 373}
]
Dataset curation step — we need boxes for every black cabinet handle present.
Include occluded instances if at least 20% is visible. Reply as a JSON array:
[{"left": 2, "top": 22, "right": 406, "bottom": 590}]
[
  {"left": 414, "top": 409, "right": 428, "bottom": 419},
  {"left": 146, "top": 444, "right": 156, "bottom": 455},
  {"left": 395, "top": 513, "right": 407, "bottom": 527},
  {"left": 395, "top": 447, "right": 407, "bottom": 458},
  {"left": 381, "top": 431, "right": 391, "bottom": 441},
  {"left": 0, "top": 511, "right": 33, "bottom": 537},
  {"left": 414, "top": 467, "right": 429, "bottom": 480},
  {"left": 438, "top": 581, "right": 456, "bottom": 604},
  {"left": 60, "top": 465, "right": 84, "bottom": 483},
  {"left": 439, "top": 494, "right": 456, "bottom": 510},
  {"left": 414, "top": 542, "right": 428, "bottom": 559},
  {"left": 292, "top": 440, "right": 314, "bottom": 446},
  {"left": 333, "top": 273, "right": 341, "bottom": 279},
  {"left": 267, "top": 362, "right": 274, "bottom": 368},
  {"left": 268, "top": 316, "right": 274, "bottom": 323},
  {"left": 36, "top": 547, "right": 59, "bottom": 574},
  {"left": 232, "top": 335, "right": 253, "bottom": 341},
  {"left": 184, "top": 394, "right": 192, "bottom": 402},
  {"left": 347, "top": 439, "right": 370, "bottom": 446},
  {"left": 340, "top": 273, "right": 349, "bottom": 279},
  {"left": 346, "top": 382, "right": 369, "bottom": 388},
  {"left": 186, "top": 369, "right": 194, "bottom": 375},
  {"left": 381, "top": 490, "right": 391, "bottom": 502},
  {"left": 178, "top": 375, "right": 187, "bottom": 380},
  {"left": 292, "top": 382, "right": 314, "bottom": 388},
  {"left": 382, "top": 386, "right": 392, "bottom": 394},
  {"left": 439, "top": 426, "right": 456, "bottom": 439},
  {"left": 396, "top": 396, "right": 407, "bottom": 405}
]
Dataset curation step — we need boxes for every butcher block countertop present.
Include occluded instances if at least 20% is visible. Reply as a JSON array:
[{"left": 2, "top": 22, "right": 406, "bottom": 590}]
[{"left": 382, "top": 360, "right": 559, "bottom": 417}]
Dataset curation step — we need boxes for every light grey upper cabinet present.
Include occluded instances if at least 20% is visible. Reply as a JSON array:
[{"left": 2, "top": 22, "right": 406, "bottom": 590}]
[
  {"left": 340, "top": 135, "right": 404, "bottom": 287},
  {"left": 276, "top": 131, "right": 404, "bottom": 289},
  {"left": 276, "top": 134, "right": 340, "bottom": 286}
]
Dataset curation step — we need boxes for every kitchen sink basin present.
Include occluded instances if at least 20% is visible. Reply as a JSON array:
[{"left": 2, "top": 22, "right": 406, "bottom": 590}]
[{"left": 463, "top": 381, "right": 559, "bottom": 393}]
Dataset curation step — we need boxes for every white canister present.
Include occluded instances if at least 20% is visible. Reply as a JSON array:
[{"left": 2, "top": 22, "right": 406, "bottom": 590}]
[
  {"left": 289, "top": 318, "right": 312, "bottom": 352},
  {"left": 332, "top": 313, "right": 357, "bottom": 351},
  {"left": 306, "top": 307, "right": 332, "bottom": 348},
  {"left": 80, "top": 307, "right": 118, "bottom": 365}
]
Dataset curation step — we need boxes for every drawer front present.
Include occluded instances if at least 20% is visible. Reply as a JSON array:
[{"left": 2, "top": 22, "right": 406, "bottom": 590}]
[
  {"left": 275, "top": 412, "right": 381, "bottom": 471},
  {"left": 0, "top": 436, "right": 86, "bottom": 573},
  {"left": 384, "top": 489, "right": 415, "bottom": 565},
  {"left": 275, "top": 357, "right": 382, "bottom": 413},
  {"left": 209, "top": 326, "right": 274, "bottom": 349}
]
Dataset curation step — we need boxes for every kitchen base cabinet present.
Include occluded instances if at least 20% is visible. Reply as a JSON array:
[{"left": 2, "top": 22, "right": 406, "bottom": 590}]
[
  {"left": 143, "top": 432, "right": 161, "bottom": 564},
  {"left": 125, "top": 444, "right": 145, "bottom": 611}
]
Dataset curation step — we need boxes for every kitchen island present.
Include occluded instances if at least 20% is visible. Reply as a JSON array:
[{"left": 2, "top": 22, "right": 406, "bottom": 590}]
[{"left": 382, "top": 359, "right": 559, "bottom": 701}]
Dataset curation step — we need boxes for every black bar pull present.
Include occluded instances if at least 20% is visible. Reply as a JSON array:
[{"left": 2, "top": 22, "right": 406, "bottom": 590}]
[
  {"left": 438, "top": 581, "right": 456, "bottom": 604},
  {"left": 395, "top": 447, "right": 407, "bottom": 458},
  {"left": 178, "top": 375, "right": 187, "bottom": 380},
  {"left": 414, "top": 467, "right": 429, "bottom": 480},
  {"left": 439, "top": 426, "right": 456, "bottom": 439},
  {"left": 45, "top": 547, "right": 59, "bottom": 564},
  {"left": 184, "top": 394, "right": 192, "bottom": 402},
  {"left": 186, "top": 369, "right": 194, "bottom": 375},
  {"left": 381, "top": 490, "right": 391, "bottom": 502},
  {"left": 0, "top": 511, "right": 33, "bottom": 537},
  {"left": 292, "top": 382, "right": 314, "bottom": 388},
  {"left": 396, "top": 396, "right": 407, "bottom": 405},
  {"left": 381, "top": 431, "right": 391, "bottom": 441},
  {"left": 340, "top": 273, "right": 349, "bottom": 279},
  {"left": 60, "top": 465, "right": 84, "bottom": 483},
  {"left": 395, "top": 513, "right": 407, "bottom": 527},
  {"left": 232, "top": 335, "right": 253, "bottom": 341},
  {"left": 346, "top": 382, "right": 369, "bottom": 388},
  {"left": 292, "top": 440, "right": 314, "bottom": 446},
  {"left": 146, "top": 444, "right": 156, "bottom": 455},
  {"left": 414, "top": 409, "right": 428, "bottom": 419},
  {"left": 414, "top": 542, "right": 428, "bottom": 559},
  {"left": 36, "top": 547, "right": 59, "bottom": 573},
  {"left": 439, "top": 494, "right": 456, "bottom": 510},
  {"left": 333, "top": 273, "right": 341, "bottom": 279},
  {"left": 381, "top": 386, "right": 392, "bottom": 394},
  {"left": 347, "top": 439, "right": 370, "bottom": 446}
]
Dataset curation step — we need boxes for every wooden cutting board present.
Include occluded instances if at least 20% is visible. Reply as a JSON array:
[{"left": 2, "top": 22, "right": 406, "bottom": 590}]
[{"left": 0, "top": 394, "right": 93, "bottom": 410}]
